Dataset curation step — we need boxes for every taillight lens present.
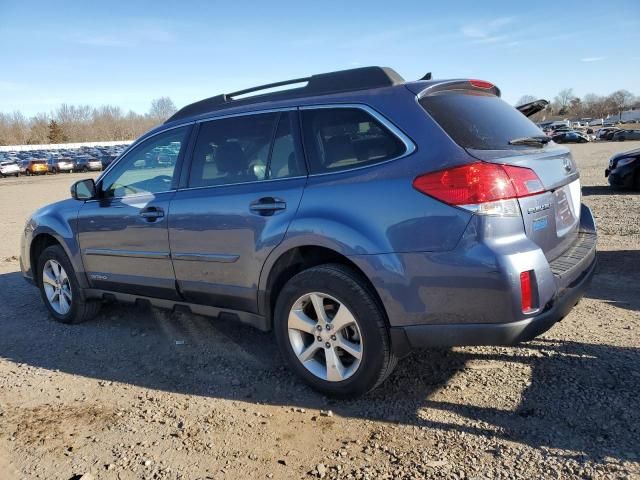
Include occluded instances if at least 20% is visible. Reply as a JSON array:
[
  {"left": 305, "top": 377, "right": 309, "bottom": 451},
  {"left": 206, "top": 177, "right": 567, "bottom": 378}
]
[{"left": 413, "top": 162, "right": 544, "bottom": 216}]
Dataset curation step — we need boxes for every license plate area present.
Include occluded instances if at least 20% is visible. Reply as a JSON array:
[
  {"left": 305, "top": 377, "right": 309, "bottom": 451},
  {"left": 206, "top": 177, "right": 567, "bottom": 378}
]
[{"left": 553, "top": 179, "right": 581, "bottom": 237}]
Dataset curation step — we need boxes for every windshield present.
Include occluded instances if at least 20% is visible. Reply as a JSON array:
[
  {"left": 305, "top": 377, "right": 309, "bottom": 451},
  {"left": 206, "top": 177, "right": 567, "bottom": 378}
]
[{"left": 419, "top": 91, "right": 545, "bottom": 150}]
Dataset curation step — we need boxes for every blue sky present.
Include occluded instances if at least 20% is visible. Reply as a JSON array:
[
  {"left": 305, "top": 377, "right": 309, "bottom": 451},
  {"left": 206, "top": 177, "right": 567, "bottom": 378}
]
[{"left": 1, "top": 0, "right": 639, "bottom": 116}]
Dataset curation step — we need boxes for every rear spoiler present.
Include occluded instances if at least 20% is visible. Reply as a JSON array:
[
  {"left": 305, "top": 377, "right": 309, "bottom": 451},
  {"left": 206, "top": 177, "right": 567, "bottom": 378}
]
[
  {"left": 516, "top": 99, "right": 549, "bottom": 117},
  {"left": 409, "top": 79, "right": 501, "bottom": 98}
]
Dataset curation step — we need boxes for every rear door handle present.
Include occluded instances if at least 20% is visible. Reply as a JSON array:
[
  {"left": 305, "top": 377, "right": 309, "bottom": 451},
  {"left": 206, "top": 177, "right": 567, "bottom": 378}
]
[
  {"left": 140, "top": 206, "right": 164, "bottom": 221},
  {"left": 250, "top": 197, "right": 287, "bottom": 215}
]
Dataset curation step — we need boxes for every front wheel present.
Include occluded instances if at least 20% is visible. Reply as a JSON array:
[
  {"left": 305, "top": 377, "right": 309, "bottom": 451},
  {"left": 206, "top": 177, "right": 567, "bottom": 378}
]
[
  {"left": 274, "top": 264, "right": 397, "bottom": 397},
  {"left": 37, "top": 245, "right": 101, "bottom": 324}
]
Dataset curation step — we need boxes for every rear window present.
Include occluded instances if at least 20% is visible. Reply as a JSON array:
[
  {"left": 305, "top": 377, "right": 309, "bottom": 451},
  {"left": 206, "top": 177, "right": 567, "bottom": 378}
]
[{"left": 419, "top": 91, "right": 545, "bottom": 150}]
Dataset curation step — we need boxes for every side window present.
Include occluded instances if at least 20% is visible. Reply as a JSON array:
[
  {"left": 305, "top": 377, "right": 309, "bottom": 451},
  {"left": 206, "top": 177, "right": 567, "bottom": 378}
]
[
  {"left": 301, "top": 108, "right": 405, "bottom": 174},
  {"left": 188, "top": 113, "right": 276, "bottom": 187},
  {"left": 100, "top": 126, "right": 188, "bottom": 197}
]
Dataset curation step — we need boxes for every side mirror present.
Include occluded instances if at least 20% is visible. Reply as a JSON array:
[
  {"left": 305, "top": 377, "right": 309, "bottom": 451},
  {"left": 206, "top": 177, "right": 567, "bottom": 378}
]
[{"left": 71, "top": 179, "right": 97, "bottom": 200}]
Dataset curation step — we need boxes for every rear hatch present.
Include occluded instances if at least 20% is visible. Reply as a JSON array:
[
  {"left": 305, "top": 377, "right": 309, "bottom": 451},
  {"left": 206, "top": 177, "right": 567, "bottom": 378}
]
[{"left": 415, "top": 83, "right": 581, "bottom": 261}]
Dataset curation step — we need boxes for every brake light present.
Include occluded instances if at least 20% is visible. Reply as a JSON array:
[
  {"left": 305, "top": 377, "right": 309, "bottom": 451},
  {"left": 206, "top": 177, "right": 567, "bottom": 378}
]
[
  {"left": 469, "top": 79, "right": 494, "bottom": 89},
  {"left": 520, "top": 271, "right": 533, "bottom": 313},
  {"left": 412, "top": 162, "right": 544, "bottom": 215},
  {"left": 502, "top": 165, "right": 544, "bottom": 196}
]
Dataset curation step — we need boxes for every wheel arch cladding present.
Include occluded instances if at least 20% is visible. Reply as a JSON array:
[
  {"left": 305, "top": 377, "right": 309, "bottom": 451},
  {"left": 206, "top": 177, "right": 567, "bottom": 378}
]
[{"left": 260, "top": 245, "right": 389, "bottom": 330}]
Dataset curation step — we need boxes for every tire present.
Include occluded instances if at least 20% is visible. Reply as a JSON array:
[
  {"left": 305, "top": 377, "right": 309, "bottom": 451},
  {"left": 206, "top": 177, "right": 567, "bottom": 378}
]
[
  {"left": 82, "top": 167, "right": 88, "bottom": 173},
  {"left": 634, "top": 171, "right": 640, "bottom": 191},
  {"left": 274, "top": 263, "right": 397, "bottom": 398},
  {"left": 37, "top": 245, "right": 100, "bottom": 324}
]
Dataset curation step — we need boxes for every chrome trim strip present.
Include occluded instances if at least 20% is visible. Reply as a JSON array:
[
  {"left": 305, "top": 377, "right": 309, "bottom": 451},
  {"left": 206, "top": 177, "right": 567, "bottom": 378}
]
[
  {"left": 171, "top": 253, "right": 239, "bottom": 263},
  {"left": 84, "top": 248, "right": 170, "bottom": 260},
  {"left": 177, "top": 175, "right": 307, "bottom": 193},
  {"left": 195, "top": 106, "right": 297, "bottom": 124}
]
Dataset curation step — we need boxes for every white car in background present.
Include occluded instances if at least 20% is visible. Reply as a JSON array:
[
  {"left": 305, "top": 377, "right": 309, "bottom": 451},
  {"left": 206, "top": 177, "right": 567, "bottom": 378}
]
[{"left": 0, "top": 161, "right": 20, "bottom": 177}]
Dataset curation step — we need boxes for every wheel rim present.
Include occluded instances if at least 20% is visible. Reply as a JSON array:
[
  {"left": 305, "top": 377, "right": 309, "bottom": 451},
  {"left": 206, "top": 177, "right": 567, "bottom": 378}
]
[
  {"left": 42, "top": 259, "right": 72, "bottom": 315},
  {"left": 287, "top": 292, "right": 363, "bottom": 382}
]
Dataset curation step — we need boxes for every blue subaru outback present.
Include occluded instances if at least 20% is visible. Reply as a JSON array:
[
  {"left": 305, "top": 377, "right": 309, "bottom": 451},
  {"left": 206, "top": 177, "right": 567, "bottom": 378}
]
[{"left": 21, "top": 67, "right": 597, "bottom": 396}]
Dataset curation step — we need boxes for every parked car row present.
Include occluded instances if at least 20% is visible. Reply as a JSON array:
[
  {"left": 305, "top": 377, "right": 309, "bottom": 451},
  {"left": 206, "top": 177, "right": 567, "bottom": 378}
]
[
  {"left": 0, "top": 144, "right": 128, "bottom": 178},
  {"left": 539, "top": 122, "right": 640, "bottom": 143}
]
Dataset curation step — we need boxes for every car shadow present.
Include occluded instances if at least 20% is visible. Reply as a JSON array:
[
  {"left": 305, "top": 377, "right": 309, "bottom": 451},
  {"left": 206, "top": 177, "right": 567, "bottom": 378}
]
[
  {"left": 0, "top": 269, "right": 638, "bottom": 465},
  {"left": 587, "top": 250, "right": 640, "bottom": 312}
]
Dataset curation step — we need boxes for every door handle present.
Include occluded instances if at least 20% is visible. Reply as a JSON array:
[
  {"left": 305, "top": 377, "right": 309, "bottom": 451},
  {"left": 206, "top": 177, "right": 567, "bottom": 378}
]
[
  {"left": 140, "top": 206, "right": 164, "bottom": 221},
  {"left": 249, "top": 197, "right": 287, "bottom": 215}
]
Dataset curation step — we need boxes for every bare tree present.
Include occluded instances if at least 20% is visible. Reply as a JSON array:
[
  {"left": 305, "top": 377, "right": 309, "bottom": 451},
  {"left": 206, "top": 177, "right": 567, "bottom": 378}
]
[
  {"left": 608, "top": 90, "right": 635, "bottom": 122},
  {"left": 148, "top": 97, "right": 177, "bottom": 122},
  {"left": 515, "top": 95, "right": 537, "bottom": 107},
  {"left": 553, "top": 88, "right": 576, "bottom": 115},
  {"left": 28, "top": 113, "right": 50, "bottom": 144}
]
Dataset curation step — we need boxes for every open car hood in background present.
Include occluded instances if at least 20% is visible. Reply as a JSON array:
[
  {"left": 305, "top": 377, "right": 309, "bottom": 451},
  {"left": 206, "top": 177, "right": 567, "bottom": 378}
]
[{"left": 516, "top": 99, "right": 549, "bottom": 117}]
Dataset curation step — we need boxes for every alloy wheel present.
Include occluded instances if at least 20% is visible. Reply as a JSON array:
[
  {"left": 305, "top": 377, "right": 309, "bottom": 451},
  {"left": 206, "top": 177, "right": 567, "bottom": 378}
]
[
  {"left": 42, "top": 259, "right": 72, "bottom": 315},
  {"left": 287, "top": 292, "right": 363, "bottom": 382}
]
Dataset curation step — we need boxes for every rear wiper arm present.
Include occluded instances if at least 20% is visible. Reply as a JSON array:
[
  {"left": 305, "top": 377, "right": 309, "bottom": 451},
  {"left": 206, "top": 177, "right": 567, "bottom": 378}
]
[{"left": 508, "top": 136, "right": 551, "bottom": 147}]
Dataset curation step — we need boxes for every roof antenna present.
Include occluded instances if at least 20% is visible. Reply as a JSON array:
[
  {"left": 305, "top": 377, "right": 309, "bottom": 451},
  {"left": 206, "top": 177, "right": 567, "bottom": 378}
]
[{"left": 420, "top": 72, "right": 432, "bottom": 81}]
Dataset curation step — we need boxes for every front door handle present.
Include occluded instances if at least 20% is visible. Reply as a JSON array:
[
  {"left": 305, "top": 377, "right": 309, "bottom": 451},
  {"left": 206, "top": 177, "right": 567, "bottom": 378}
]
[
  {"left": 140, "top": 206, "right": 164, "bottom": 221},
  {"left": 249, "top": 197, "right": 287, "bottom": 215}
]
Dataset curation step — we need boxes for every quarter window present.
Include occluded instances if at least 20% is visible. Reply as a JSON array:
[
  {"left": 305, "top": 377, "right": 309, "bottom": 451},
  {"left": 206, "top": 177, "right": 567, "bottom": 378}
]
[
  {"left": 301, "top": 108, "right": 406, "bottom": 174},
  {"left": 100, "top": 126, "right": 188, "bottom": 197}
]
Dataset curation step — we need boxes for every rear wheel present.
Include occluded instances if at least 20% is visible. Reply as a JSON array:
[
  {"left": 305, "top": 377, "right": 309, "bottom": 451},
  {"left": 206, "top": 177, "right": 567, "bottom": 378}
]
[
  {"left": 274, "top": 264, "right": 396, "bottom": 397},
  {"left": 37, "top": 245, "right": 100, "bottom": 324}
]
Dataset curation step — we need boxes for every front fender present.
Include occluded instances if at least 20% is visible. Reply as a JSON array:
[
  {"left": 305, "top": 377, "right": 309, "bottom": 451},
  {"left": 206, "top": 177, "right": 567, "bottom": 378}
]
[{"left": 22, "top": 199, "right": 87, "bottom": 288}]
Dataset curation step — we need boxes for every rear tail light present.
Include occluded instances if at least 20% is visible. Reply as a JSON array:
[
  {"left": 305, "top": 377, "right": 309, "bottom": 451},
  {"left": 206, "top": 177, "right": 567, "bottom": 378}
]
[
  {"left": 412, "top": 162, "right": 544, "bottom": 216},
  {"left": 520, "top": 270, "right": 534, "bottom": 313}
]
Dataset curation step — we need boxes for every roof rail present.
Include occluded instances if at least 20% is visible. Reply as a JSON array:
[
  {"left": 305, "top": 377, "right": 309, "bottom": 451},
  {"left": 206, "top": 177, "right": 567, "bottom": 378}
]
[{"left": 165, "top": 66, "right": 404, "bottom": 123}]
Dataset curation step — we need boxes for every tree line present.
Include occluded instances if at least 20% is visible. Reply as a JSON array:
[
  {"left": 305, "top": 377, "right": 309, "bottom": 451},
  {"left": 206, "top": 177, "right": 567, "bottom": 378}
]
[
  {"left": 0, "top": 97, "right": 176, "bottom": 146},
  {"left": 517, "top": 89, "right": 638, "bottom": 122}
]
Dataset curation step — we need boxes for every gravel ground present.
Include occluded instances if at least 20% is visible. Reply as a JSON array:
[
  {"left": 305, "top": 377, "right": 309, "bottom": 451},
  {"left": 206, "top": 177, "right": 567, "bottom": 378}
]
[{"left": 0, "top": 142, "right": 639, "bottom": 480}]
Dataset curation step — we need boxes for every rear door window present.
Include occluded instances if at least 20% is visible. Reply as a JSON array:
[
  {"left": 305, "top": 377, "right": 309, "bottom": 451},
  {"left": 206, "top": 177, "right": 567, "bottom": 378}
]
[
  {"left": 188, "top": 111, "right": 306, "bottom": 188},
  {"left": 301, "top": 108, "right": 406, "bottom": 174},
  {"left": 419, "top": 91, "right": 545, "bottom": 150}
]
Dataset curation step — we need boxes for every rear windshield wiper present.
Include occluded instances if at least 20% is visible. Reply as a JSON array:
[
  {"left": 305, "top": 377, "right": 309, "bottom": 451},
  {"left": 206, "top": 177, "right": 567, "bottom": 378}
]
[{"left": 508, "top": 136, "right": 551, "bottom": 147}]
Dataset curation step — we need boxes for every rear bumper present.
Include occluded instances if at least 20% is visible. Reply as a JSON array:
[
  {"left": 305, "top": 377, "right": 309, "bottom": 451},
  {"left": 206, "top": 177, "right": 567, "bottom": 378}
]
[{"left": 390, "top": 253, "right": 596, "bottom": 355}]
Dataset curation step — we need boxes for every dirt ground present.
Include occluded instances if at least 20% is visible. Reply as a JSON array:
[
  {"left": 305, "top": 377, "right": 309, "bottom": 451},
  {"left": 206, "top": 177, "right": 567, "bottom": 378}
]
[{"left": 0, "top": 142, "right": 639, "bottom": 480}]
